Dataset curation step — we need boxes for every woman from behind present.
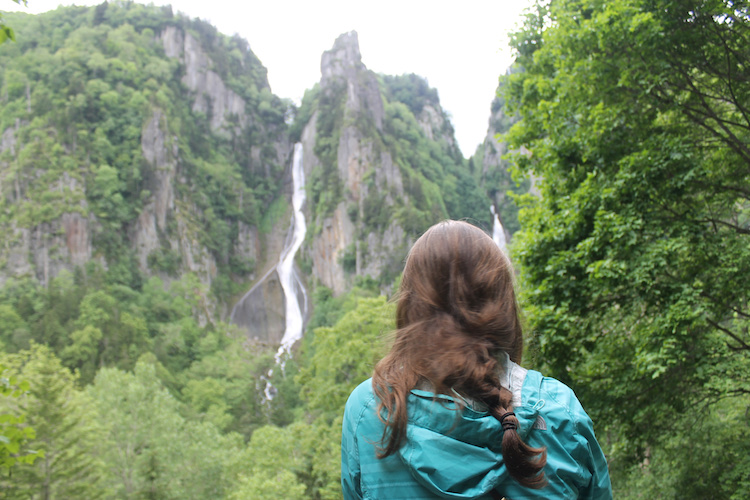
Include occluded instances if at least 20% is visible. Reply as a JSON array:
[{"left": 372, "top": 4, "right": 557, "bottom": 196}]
[{"left": 341, "top": 220, "right": 612, "bottom": 499}]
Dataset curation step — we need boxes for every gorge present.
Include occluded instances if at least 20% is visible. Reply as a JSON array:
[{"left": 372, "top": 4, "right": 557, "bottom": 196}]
[{"left": 0, "top": 10, "right": 526, "bottom": 350}]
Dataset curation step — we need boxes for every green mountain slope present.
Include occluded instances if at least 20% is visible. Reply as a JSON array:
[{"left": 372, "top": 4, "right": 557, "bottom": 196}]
[
  {"left": 290, "top": 32, "right": 493, "bottom": 295},
  {"left": 0, "top": 3, "right": 290, "bottom": 309}
]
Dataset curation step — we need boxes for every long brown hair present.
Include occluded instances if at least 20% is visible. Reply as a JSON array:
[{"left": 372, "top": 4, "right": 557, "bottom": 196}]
[{"left": 372, "top": 220, "right": 546, "bottom": 488}]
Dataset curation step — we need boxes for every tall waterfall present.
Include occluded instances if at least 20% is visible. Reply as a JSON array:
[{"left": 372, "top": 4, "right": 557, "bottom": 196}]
[
  {"left": 490, "top": 205, "right": 507, "bottom": 252},
  {"left": 275, "top": 143, "right": 307, "bottom": 358}
]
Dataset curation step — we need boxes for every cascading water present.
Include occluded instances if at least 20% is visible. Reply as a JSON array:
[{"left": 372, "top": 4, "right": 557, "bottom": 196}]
[
  {"left": 490, "top": 204, "right": 507, "bottom": 252},
  {"left": 229, "top": 144, "right": 306, "bottom": 398},
  {"left": 275, "top": 143, "right": 307, "bottom": 361}
]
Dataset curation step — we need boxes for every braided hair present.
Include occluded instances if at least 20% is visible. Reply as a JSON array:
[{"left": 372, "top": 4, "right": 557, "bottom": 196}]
[{"left": 372, "top": 220, "right": 546, "bottom": 488}]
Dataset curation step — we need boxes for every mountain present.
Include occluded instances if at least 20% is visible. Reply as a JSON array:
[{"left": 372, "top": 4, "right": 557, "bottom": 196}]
[
  {"left": 2, "top": 4, "right": 746, "bottom": 498},
  {"left": 298, "top": 32, "right": 492, "bottom": 294},
  {"left": 0, "top": 3, "right": 292, "bottom": 323},
  {"left": 0, "top": 4, "right": 518, "bottom": 342}
]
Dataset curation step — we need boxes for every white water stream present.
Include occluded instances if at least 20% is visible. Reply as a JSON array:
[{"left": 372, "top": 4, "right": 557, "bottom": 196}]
[
  {"left": 275, "top": 142, "right": 307, "bottom": 361},
  {"left": 490, "top": 204, "right": 507, "bottom": 252}
]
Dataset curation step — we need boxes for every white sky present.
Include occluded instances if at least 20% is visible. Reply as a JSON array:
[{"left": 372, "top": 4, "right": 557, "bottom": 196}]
[{"left": 5, "top": 0, "right": 531, "bottom": 157}]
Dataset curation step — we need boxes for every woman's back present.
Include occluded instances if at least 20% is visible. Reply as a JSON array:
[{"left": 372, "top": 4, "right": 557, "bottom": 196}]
[
  {"left": 342, "top": 358, "right": 611, "bottom": 499},
  {"left": 340, "top": 221, "right": 612, "bottom": 499}
]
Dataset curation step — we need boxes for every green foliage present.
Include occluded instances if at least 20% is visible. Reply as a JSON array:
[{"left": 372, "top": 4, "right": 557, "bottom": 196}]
[
  {"left": 180, "top": 327, "right": 280, "bottom": 438},
  {"left": 89, "top": 359, "right": 243, "bottom": 499},
  {"left": 227, "top": 423, "right": 311, "bottom": 499},
  {"left": 614, "top": 397, "right": 750, "bottom": 499},
  {"left": 289, "top": 84, "right": 320, "bottom": 143},
  {"left": 381, "top": 73, "right": 439, "bottom": 116},
  {"left": 258, "top": 193, "right": 288, "bottom": 234},
  {"left": 0, "top": 345, "right": 107, "bottom": 498},
  {"left": 0, "top": 363, "right": 39, "bottom": 471},
  {"left": 0, "top": 2, "right": 27, "bottom": 45},
  {"left": 310, "top": 80, "right": 346, "bottom": 219},
  {"left": 339, "top": 243, "right": 357, "bottom": 273},
  {"left": 381, "top": 96, "right": 492, "bottom": 233},
  {"left": 222, "top": 292, "right": 394, "bottom": 500},
  {"left": 298, "top": 296, "right": 394, "bottom": 420},
  {"left": 229, "top": 468, "right": 307, "bottom": 500},
  {"left": 506, "top": 0, "right": 750, "bottom": 496},
  {"left": 0, "top": 268, "right": 216, "bottom": 388},
  {"left": 147, "top": 247, "right": 182, "bottom": 276},
  {"left": 305, "top": 284, "right": 378, "bottom": 336}
]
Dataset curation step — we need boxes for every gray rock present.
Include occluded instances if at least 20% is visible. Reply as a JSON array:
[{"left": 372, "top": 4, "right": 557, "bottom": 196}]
[
  {"left": 230, "top": 268, "right": 286, "bottom": 344},
  {"left": 321, "top": 31, "right": 384, "bottom": 131},
  {"left": 305, "top": 32, "right": 412, "bottom": 293},
  {"left": 160, "top": 27, "right": 248, "bottom": 133}
]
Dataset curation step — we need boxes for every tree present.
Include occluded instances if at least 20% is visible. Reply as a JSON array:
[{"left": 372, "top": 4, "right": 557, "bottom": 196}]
[
  {"left": 180, "top": 325, "right": 278, "bottom": 438},
  {"left": 292, "top": 296, "right": 394, "bottom": 498},
  {"left": 297, "top": 296, "right": 394, "bottom": 420},
  {"left": 0, "top": 364, "right": 39, "bottom": 471},
  {"left": 59, "top": 288, "right": 150, "bottom": 383},
  {"left": 226, "top": 424, "right": 310, "bottom": 500},
  {"left": 504, "top": 0, "right": 750, "bottom": 496},
  {"left": 0, "top": 345, "right": 107, "bottom": 499},
  {"left": 228, "top": 469, "right": 307, "bottom": 500},
  {"left": 88, "top": 359, "right": 242, "bottom": 499}
]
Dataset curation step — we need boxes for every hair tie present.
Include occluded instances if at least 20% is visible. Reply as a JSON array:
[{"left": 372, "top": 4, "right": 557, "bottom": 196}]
[{"left": 499, "top": 411, "right": 517, "bottom": 431}]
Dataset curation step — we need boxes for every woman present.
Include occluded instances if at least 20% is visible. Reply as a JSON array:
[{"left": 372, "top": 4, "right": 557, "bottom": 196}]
[{"left": 341, "top": 221, "right": 612, "bottom": 499}]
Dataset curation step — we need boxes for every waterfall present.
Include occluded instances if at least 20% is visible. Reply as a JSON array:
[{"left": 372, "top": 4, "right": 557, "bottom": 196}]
[
  {"left": 490, "top": 204, "right": 507, "bottom": 252},
  {"left": 275, "top": 143, "right": 307, "bottom": 360}
]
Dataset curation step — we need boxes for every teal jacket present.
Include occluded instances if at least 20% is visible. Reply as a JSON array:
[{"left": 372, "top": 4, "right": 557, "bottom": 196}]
[{"left": 341, "top": 356, "right": 612, "bottom": 499}]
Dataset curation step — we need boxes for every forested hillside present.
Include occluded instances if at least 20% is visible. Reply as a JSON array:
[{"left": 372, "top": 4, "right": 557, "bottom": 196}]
[{"left": 1, "top": 0, "right": 746, "bottom": 498}]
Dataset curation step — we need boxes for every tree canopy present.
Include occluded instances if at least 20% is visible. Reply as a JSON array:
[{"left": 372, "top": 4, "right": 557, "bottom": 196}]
[{"left": 505, "top": 0, "right": 750, "bottom": 496}]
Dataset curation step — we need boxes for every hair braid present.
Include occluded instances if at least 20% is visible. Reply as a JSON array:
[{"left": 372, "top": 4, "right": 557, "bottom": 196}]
[{"left": 372, "top": 220, "right": 547, "bottom": 488}]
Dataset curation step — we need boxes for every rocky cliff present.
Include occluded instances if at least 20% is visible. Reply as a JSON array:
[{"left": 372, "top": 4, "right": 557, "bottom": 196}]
[
  {"left": 293, "top": 32, "right": 488, "bottom": 296},
  {"left": 299, "top": 32, "right": 408, "bottom": 295},
  {"left": 0, "top": 5, "right": 290, "bottom": 329},
  {"left": 0, "top": 5, "right": 498, "bottom": 345},
  {"left": 471, "top": 69, "right": 530, "bottom": 238},
  {"left": 0, "top": 118, "right": 96, "bottom": 288}
]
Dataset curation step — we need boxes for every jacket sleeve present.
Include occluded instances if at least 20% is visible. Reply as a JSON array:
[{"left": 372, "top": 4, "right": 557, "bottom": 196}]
[
  {"left": 341, "top": 394, "right": 363, "bottom": 500},
  {"left": 574, "top": 412, "right": 613, "bottom": 500}
]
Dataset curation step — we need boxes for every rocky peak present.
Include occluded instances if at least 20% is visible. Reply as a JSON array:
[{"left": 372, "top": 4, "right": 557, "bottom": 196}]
[
  {"left": 320, "top": 31, "right": 384, "bottom": 131},
  {"left": 320, "top": 31, "right": 364, "bottom": 85},
  {"left": 481, "top": 96, "right": 508, "bottom": 179},
  {"left": 300, "top": 33, "right": 410, "bottom": 295}
]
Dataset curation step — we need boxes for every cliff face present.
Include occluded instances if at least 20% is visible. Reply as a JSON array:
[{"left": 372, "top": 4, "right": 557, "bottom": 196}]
[
  {"left": 300, "top": 32, "right": 409, "bottom": 295},
  {"left": 0, "top": 5, "right": 494, "bottom": 343},
  {"left": 164, "top": 27, "right": 247, "bottom": 133},
  {"left": 0, "top": 119, "right": 95, "bottom": 287},
  {"left": 472, "top": 72, "right": 529, "bottom": 238},
  {"left": 0, "top": 7, "right": 290, "bottom": 328}
]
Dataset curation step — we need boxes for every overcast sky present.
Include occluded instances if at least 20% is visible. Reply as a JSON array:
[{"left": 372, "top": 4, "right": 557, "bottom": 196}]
[{"left": 5, "top": 0, "right": 532, "bottom": 157}]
